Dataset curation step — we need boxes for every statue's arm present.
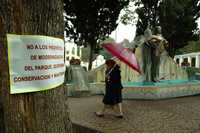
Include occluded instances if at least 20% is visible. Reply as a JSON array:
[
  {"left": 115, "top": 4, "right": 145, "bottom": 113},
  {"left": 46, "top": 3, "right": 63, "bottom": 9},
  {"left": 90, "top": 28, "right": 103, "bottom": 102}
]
[{"left": 131, "top": 36, "right": 145, "bottom": 48}]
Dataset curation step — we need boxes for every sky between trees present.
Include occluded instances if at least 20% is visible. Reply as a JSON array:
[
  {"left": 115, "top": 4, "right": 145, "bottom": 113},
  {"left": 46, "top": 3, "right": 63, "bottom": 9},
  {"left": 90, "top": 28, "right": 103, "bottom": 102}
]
[{"left": 110, "top": 2, "right": 200, "bottom": 43}]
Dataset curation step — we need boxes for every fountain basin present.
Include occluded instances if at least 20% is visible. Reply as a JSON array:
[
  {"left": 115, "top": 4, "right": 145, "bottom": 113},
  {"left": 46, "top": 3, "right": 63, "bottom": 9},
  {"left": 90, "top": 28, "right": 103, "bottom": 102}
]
[
  {"left": 123, "top": 80, "right": 200, "bottom": 99},
  {"left": 67, "top": 80, "right": 200, "bottom": 99},
  {"left": 67, "top": 82, "right": 105, "bottom": 97}
]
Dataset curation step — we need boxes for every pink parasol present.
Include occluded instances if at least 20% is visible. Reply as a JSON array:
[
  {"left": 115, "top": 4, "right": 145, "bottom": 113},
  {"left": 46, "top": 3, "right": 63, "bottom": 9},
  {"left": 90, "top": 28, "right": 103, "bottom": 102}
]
[{"left": 102, "top": 42, "right": 141, "bottom": 74}]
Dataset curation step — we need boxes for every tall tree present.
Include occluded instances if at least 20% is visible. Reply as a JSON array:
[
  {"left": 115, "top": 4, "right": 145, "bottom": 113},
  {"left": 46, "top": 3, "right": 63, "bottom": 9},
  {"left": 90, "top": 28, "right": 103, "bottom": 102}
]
[
  {"left": 121, "top": 0, "right": 161, "bottom": 35},
  {"left": 0, "top": 0, "right": 72, "bottom": 133},
  {"left": 159, "top": 0, "right": 200, "bottom": 56},
  {"left": 64, "top": 0, "right": 129, "bottom": 70},
  {"left": 121, "top": 0, "right": 200, "bottom": 56},
  {"left": 135, "top": 0, "right": 161, "bottom": 35}
]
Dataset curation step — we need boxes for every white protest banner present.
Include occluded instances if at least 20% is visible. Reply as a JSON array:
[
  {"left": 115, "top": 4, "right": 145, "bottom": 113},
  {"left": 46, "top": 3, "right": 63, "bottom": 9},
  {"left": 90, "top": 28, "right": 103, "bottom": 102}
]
[{"left": 7, "top": 34, "right": 65, "bottom": 94}]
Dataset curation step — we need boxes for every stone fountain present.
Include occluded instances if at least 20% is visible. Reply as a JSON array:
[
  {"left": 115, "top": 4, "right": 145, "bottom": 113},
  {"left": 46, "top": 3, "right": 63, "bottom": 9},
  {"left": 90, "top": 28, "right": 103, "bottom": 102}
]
[
  {"left": 65, "top": 59, "right": 91, "bottom": 97},
  {"left": 89, "top": 26, "right": 200, "bottom": 99}
]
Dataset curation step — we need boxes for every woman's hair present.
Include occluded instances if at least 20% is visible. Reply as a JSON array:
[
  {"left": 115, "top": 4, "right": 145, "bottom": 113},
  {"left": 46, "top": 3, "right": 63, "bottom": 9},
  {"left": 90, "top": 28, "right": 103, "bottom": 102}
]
[{"left": 105, "top": 59, "right": 116, "bottom": 68}]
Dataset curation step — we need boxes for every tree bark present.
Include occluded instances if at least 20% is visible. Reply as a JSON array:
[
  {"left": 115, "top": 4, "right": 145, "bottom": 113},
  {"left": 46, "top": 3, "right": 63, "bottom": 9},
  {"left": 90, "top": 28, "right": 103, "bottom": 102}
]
[
  {"left": 88, "top": 44, "right": 94, "bottom": 70},
  {"left": 0, "top": 0, "right": 72, "bottom": 133}
]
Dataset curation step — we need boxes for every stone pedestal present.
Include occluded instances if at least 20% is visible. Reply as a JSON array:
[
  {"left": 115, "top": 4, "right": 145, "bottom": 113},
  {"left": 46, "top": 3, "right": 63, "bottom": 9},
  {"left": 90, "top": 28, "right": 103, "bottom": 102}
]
[{"left": 66, "top": 65, "right": 91, "bottom": 97}]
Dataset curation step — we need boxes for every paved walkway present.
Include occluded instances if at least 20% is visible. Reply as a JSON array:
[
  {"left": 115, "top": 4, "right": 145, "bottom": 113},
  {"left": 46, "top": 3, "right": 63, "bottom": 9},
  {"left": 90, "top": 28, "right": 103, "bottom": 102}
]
[{"left": 69, "top": 95, "right": 200, "bottom": 133}]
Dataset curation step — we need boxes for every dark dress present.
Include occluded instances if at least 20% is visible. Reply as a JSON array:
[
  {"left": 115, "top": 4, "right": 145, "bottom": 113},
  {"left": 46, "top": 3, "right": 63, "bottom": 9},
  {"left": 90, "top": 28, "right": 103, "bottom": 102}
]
[{"left": 103, "top": 65, "right": 123, "bottom": 105}]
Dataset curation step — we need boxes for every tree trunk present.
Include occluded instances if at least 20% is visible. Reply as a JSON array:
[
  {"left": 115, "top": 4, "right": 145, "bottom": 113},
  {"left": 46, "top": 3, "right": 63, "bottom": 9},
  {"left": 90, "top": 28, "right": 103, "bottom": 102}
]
[
  {"left": 168, "top": 39, "right": 176, "bottom": 57},
  {"left": 0, "top": 0, "right": 72, "bottom": 133},
  {"left": 88, "top": 44, "right": 94, "bottom": 70}
]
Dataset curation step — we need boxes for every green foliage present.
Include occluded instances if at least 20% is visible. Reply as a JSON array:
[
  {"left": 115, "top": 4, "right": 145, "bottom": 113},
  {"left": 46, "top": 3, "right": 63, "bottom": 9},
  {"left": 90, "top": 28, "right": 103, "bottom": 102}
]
[
  {"left": 185, "top": 67, "right": 200, "bottom": 80},
  {"left": 64, "top": 0, "right": 129, "bottom": 45},
  {"left": 135, "top": 0, "right": 161, "bottom": 35},
  {"left": 159, "top": 0, "right": 200, "bottom": 56},
  {"left": 176, "top": 40, "right": 200, "bottom": 54},
  {"left": 63, "top": 0, "right": 129, "bottom": 69},
  {"left": 121, "top": 0, "right": 200, "bottom": 57}
]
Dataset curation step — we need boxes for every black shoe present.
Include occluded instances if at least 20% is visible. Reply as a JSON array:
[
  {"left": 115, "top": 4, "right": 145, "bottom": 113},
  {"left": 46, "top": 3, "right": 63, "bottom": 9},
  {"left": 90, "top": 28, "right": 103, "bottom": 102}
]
[
  {"left": 95, "top": 112, "right": 104, "bottom": 117},
  {"left": 115, "top": 115, "right": 123, "bottom": 119}
]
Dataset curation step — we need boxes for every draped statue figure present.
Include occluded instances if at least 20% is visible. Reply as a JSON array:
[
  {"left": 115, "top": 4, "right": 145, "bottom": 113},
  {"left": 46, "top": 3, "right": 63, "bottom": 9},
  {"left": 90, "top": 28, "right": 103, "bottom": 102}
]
[{"left": 131, "top": 25, "right": 168, "bottom": 82}]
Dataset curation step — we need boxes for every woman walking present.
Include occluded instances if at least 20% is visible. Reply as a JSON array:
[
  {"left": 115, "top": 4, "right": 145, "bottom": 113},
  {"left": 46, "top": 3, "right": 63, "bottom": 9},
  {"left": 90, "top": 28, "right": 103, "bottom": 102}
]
[{"left": 95, "top": 59, "right": 123, "bottom": 118}]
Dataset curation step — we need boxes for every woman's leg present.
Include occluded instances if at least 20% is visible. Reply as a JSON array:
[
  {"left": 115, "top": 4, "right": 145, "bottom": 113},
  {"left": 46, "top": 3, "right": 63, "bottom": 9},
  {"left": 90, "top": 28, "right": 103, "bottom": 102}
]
[
  {"left": 112, "top": 103, "right": 123, "bottom": 117},
  {"left": 118, "top": 102, "right": 123, "bottom": 116},
  {"left": 96, "top": 105, "right": 108, "bottom": 116}
]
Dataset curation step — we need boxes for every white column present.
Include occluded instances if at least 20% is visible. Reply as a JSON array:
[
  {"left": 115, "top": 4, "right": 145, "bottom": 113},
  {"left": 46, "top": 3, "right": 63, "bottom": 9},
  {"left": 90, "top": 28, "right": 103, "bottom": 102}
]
[
  {"left": 80, "top": 47, "right": 82, "bottom": 59},
  {"left": 180, "top": 57, "right": 183, "bottom": 66},
  {"left": 196, "top": 55, "right": 200, "bottom": 68},
  {"left": 75, "top": 45, "right": 78, "bottom": 57},
  {"left": 188, "top": 56, "right": 192, "bottom": 67}
]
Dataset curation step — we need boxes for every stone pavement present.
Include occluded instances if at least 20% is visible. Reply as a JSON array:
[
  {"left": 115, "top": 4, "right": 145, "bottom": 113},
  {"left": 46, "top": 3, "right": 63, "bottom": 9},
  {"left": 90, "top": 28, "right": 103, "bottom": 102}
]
[{"left": 69, "top": 95, "right": 200, "bottom": 133}]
